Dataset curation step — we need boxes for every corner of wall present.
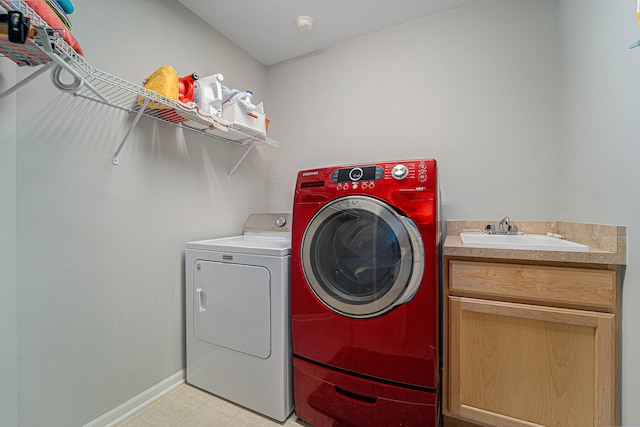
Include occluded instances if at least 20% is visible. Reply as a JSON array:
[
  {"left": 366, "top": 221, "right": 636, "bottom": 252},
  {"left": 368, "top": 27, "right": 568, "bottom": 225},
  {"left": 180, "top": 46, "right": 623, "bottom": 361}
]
[{"left": 0, "top": 57, "right": 19, "bottom": 427}]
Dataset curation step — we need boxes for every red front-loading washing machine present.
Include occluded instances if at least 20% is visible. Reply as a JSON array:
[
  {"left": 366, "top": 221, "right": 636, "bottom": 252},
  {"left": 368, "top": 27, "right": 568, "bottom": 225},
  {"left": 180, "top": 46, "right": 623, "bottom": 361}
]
[{"left": 291, "top": 159, "right": 441, "bottom": 427}]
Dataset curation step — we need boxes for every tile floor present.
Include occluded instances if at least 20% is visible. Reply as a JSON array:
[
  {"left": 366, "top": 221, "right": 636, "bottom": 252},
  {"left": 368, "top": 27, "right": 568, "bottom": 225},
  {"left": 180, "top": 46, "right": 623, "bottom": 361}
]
[{"left": 115, "top": 383, "right": 305, "bottom": 427}]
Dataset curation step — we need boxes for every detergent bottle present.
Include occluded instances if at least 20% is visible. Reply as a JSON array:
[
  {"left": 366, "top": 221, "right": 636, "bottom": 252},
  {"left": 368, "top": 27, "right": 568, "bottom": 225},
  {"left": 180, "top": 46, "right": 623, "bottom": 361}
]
[
  {"left": 194, "top": 73, "right": 224, "bottom": 116},
  {"left": 238, "top": 90, "right": 256, "bottom": 112},
  {"left": 221, "top": 86, "right": 243, "bottom": 105},
  {"left": 178, "top": 73, "right": 199, "bottom": 104}
]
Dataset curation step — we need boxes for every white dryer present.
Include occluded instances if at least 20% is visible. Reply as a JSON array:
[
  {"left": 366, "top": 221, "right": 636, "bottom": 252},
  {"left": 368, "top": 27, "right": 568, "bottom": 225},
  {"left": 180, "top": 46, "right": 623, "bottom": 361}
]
[{"left": 185, "top": 213, "right": 293, "bottom": 422}]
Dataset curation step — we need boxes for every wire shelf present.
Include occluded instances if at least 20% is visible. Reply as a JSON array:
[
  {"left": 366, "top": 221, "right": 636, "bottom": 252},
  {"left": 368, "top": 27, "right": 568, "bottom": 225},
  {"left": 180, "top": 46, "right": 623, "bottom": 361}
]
[{"left": 1, "top": 0, "right": 278, "bottom": 174}]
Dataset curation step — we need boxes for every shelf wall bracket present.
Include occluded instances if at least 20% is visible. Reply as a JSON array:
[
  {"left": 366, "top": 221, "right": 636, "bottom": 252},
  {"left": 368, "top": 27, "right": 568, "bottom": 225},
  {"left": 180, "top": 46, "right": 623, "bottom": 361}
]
[
  {"left": 227, "top": 141, "right": 257, "bottom": 180},
  {"left": 112, "top": 97, "right": 151, "bottom": 165},
  {"left": 0, "top": 62, "right": 53, "bottom": 99}
]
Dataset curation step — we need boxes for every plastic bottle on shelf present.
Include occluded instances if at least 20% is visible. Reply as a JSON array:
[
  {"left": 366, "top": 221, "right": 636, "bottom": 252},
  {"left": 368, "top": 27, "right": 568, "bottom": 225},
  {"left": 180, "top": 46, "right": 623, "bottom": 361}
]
[
  {"left": 193, "top": 73, "right": 224, "bottom": 116},
  {"left": 222, "top": 87, "right": 243, "bottom": 104},
  {"left": 178, "top": 73, "right": 199, "bottom": 104},
  {"left": 238, "top": 90, "right": 256, "bottom": 112}
]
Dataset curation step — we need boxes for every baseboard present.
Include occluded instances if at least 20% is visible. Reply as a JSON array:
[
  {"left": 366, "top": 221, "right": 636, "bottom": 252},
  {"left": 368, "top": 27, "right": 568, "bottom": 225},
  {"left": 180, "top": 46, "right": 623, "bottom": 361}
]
[{"left": 83, "top": 369, "right": 186, "bottom": 427}]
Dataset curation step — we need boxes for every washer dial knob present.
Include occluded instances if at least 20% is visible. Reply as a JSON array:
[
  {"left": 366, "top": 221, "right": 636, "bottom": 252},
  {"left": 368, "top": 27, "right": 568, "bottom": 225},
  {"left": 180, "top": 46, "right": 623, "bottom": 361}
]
[
  {"left": 391, "top": 164, "right": 409, "bottom": 180},
  {"left": 349, "top": 167, "right": 364, "bottom": 181}
]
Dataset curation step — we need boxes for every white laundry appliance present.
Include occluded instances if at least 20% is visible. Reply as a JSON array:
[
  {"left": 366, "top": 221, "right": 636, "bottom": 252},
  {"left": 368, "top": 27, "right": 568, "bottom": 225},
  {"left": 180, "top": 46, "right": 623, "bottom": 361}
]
[{"left": 185, "top": 213, "right": 293, "bottom": 422}]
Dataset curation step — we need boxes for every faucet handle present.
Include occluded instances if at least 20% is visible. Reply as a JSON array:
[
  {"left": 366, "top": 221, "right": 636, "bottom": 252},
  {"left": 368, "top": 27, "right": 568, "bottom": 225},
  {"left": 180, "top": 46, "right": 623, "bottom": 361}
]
[
  {"left": 507, "top": 224, "right": 519, "bottom": 234},
  {"left": 485, "top": 224, "right": 495, "bottom": 234}
]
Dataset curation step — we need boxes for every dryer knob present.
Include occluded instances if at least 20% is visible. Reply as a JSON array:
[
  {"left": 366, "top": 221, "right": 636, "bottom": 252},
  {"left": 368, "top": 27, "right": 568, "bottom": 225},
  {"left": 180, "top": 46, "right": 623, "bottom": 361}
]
[
  {"left": 276, "top": 217, "right": 287, "bottom": 227},
  {"left": 392, "top": 164, "right": 409, "bottom": 180}
]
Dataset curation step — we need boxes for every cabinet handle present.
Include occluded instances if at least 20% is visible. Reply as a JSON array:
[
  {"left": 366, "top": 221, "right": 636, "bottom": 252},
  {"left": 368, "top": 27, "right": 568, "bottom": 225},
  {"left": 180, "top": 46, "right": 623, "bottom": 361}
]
[{"left": 196, "top": 288, "right": 207, "bottom": 313}]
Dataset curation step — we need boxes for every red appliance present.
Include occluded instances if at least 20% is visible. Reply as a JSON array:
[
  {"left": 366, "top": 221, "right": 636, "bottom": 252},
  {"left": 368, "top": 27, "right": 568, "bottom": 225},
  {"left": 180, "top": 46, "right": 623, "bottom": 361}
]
[{"left": 291, "top": 160, "right": 441, "bottom": 427}]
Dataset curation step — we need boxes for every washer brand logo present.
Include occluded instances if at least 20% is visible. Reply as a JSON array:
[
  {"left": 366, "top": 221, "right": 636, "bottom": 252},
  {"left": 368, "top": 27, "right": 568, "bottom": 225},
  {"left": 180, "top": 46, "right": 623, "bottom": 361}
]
[
  {"left": 302, "top": 171, "right": 319, "bottom": 176},
  {"left": 223, "top": 255, "right": 233, "bottom": 261}
]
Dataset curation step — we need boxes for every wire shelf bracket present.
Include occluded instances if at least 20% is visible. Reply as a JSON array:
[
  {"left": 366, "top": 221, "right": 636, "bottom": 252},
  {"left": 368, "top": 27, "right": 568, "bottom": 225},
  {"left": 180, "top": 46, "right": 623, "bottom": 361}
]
[
  {"left": 112, "top": 97, "right": 150, "bottom": 165},
  {"left": 228, "top": 141, "right": 257, "bottom": 181},
  {"left": 0, "top": 61, "right": 52, "bottom": 99}
]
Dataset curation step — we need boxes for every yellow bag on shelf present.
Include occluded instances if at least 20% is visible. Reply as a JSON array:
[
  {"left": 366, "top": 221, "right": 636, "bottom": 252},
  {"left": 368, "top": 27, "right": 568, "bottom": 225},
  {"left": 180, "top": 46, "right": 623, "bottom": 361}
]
[{"left": 137, "top": 65, "right": 178, "bottom": 109}]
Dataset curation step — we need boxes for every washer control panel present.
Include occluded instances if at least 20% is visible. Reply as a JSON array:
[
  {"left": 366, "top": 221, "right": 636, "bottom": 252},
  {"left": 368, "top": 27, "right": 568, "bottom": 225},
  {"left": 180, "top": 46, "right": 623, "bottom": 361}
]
[
  {"left": 330, "top": 162, "right": 429, "bottom": 182},
  {"left": 298, "top": 160, "right": 435, "bottom": 195},
  {"left": 331, "top": 166, "right": 384, "bottom": 183}
]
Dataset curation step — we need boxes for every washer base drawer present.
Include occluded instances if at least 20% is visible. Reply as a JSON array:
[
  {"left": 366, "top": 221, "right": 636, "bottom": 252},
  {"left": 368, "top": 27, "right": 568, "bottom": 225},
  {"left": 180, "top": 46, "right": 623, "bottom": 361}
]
[{"left": 293, "top": 357, "right": 437, "bottom": 427}]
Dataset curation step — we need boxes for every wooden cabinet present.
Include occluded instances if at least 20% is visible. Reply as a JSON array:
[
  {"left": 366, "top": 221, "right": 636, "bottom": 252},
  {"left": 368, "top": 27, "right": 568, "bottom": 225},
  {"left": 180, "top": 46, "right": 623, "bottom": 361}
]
[{"left": 443, "top": 258, "right": 620, "bottom": 427}]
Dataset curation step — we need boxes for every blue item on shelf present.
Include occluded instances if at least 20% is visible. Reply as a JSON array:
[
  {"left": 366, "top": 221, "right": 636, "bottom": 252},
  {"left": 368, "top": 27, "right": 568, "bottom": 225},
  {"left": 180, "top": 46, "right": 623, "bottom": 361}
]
[
  {"left": 44, "top": 0, "right": 71, "bottom": 29},
  {"left": 56, "top": 0, "right": 74, "bottom": 14}
]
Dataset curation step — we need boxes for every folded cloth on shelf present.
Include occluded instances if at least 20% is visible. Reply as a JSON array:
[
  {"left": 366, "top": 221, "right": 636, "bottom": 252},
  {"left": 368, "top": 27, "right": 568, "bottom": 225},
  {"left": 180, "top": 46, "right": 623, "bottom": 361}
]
[
  {"left": 175, "top": 101, "right": 230, "bottom": 132},
  {"left": 138, "top": 65, "right": 179, "bottom": 109},
  {"left": 55, "top": 0, "right": 73, "bottom": 14},
  {"left": 44, "top": 0, "right": 71, "bottom": 30},
  {"left": 23, "top": 0, "right": 83, "bottom": 56}
]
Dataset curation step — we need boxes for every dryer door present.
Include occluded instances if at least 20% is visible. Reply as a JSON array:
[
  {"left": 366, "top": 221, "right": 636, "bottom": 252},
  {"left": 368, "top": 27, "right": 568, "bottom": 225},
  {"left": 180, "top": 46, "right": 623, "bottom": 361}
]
[
  {"left": 193, "top": 260, "right": 271, "bottom": 358},
  {"left": 301, "top": 196, "right": 424, "bottom": 318}
]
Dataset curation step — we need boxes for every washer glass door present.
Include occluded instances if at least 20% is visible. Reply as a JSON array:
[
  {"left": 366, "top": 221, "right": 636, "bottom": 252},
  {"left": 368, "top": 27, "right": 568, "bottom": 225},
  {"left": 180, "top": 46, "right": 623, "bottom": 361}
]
[{"left": 301, "top": 196, "right": 424, "bottom": 318}]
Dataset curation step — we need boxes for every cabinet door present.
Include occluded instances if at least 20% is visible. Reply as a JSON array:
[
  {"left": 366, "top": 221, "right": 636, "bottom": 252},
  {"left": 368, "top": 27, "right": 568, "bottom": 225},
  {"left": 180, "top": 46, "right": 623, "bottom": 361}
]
[{"left": 448, "top": 297, "right": 615, "bottom": 427}]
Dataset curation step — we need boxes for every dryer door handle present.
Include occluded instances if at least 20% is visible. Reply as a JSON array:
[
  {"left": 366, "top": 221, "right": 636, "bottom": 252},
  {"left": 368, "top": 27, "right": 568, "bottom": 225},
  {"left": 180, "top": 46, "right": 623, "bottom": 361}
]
[{"left": 196, "top": 288, "right": 207, "bottom": 313}]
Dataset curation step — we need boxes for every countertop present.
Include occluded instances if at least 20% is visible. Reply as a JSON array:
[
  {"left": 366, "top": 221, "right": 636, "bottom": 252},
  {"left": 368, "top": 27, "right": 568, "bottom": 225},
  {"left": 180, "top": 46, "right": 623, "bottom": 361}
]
[{"left": 444, "top": 221, "right": 626, "bottom": 265}]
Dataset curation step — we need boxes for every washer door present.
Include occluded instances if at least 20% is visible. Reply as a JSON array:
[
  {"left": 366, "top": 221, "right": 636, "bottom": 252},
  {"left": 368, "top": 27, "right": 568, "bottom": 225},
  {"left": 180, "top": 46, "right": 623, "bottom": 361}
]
[{"left": 301, "top": 196, "right": 424, "bottom": 318}]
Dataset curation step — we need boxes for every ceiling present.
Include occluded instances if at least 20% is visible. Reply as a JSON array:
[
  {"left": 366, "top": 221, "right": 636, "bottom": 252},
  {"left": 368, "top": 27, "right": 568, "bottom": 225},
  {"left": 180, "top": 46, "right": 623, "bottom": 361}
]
[{"left": 176, "top": 0, "right": 477, "bottom": 66}]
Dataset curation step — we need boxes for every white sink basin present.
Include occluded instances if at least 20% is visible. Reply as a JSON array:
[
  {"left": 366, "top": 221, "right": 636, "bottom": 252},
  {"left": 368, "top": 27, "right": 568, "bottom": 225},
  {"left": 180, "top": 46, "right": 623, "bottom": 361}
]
[{"left": 459, "top": 233, "right": 590, "bottom": 252}]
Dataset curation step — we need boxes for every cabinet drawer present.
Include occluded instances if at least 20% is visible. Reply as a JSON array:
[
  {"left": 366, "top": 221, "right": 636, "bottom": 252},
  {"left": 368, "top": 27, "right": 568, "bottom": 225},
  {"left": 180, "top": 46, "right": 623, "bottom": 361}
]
[{"left": 449, "top": 261, "right": 616, "bottom": 309}]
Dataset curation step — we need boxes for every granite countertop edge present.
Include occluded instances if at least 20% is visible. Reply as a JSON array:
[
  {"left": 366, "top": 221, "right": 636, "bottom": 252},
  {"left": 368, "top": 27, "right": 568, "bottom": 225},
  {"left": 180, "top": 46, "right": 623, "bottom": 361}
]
[{"left": 443, "top": 221, "right": 626, "bottom": 266}]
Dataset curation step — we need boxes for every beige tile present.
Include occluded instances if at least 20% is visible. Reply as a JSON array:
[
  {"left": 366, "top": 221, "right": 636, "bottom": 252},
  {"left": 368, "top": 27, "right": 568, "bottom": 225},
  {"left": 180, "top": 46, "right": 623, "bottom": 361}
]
[
  {"left": 227, "top": 409, "right": 281, "bottom": 426},
  {"left": 114, "top": 415, "right": 155, "bottom": 427},
  {"left": 136, "top": 389, "right": 202, "bottom": 426},
  {"left": 116, "top": 384, "right": 301, "bottom": 427},
  {"left": 198, "top": 394, "right": 250, "bottom": 420},
  {"left": 175, "top": 384, "right": 214, "bottom": 406},
  {"left": 177, "top": 406, "right": 234, "bottom": 426}
]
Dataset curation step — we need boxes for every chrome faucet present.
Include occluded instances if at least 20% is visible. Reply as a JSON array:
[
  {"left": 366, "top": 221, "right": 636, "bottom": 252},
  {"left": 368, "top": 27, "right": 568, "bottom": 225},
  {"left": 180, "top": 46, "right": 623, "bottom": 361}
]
[
  {"left": 486, "top": 216, "right": 519, "bottom": 235},
  {"left": 499, "top": 216, "right": 510, "bottom": 233}
]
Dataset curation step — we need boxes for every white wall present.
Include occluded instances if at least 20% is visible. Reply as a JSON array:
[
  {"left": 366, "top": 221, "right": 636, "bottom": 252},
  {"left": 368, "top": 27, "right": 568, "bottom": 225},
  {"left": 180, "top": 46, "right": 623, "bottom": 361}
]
[
  {"left": 559, "top": 1, "right": 640, "bottom": 424},
  {"left": 266, "top": 0, "right": 639, "bottom": 424},
  {"left": 0, "top": 58, "right": 18, "bottom": 427},
  {"left": 2, "top": 0, "right": 270, "bottom": 425},
  {"left": 266, "top": 0, "right": 563, "bottom": 220}
]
